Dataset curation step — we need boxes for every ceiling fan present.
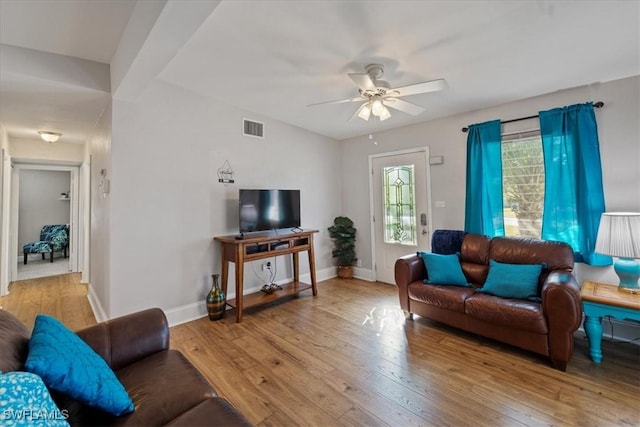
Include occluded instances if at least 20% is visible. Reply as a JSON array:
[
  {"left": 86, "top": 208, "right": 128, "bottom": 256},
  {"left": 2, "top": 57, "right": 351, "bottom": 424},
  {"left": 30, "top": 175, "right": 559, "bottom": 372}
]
[{"left": 308, "top": 64, "right": 447, "bottom": 122}]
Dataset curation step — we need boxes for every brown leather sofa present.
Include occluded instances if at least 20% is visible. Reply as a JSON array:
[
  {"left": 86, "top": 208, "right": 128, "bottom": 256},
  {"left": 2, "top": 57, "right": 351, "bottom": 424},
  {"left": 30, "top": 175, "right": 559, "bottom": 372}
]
[
  {"left": 395, "top": 234, "right": 582, "bottom": 371},
  {"left": 0, "top": 308, "right": 252, "bottom": 426}
]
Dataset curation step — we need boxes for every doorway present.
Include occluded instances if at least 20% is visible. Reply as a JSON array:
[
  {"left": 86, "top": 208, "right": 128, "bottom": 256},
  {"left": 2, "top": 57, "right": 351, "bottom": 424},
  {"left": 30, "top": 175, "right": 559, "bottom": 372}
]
[
  {"left": 9, "top": 163, "right": 80, "bottom": 283},
  {"left": 370, "top": 148, "right": 432, "bottom": 284}
]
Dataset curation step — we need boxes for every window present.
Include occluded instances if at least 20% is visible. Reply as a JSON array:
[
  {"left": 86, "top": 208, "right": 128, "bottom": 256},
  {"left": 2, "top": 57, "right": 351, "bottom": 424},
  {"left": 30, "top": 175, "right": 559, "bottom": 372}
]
[
  {"left": 465, "top": 103, "right": 607, "bottom": 265},
  {"left": 382, "top": 165, "right": 417, "bottom": 245},
  {"left": 502, "top": 132, "right": 544, "bottom": 238}
]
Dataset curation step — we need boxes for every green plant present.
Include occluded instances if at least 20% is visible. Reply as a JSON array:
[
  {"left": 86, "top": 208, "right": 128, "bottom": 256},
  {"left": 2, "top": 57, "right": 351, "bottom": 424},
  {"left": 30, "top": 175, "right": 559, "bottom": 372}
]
[{"left": 328, "top": 216, "right": 357, "bottom": 267}]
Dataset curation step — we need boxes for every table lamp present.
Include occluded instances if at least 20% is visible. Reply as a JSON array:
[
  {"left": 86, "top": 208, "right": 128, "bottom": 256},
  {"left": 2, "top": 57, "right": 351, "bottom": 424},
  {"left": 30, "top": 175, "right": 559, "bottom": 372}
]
[{"left": 594, "top": 212, "right": 640, "bottom": 293}]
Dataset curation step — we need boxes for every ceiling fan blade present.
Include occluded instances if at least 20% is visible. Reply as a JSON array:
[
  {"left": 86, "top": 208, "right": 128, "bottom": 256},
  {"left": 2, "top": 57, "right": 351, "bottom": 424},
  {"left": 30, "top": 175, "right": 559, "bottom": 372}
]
[
  {"left": 307, "top": 97, "right": 363, "bottom": 107},
  {"left": 347, "top": 73, "right": 376, "bottom": 91},
  {"left": 390, "top": 78, "right": 448, "bottom": 97},
  {"left": 383, "top": 98, "right": 426, "bottom": 116}
]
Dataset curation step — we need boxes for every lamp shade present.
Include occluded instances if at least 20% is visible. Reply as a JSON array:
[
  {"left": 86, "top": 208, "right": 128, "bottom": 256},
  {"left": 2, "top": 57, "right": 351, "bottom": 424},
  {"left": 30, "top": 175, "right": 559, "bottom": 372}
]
[
  {"left": 371, "top": 99, "right": 385, "bottom": 116},
  {"left": 38, "top": 131, "right": 62, "bottom": 143},
  {"left": 594, "top": 212, "right": 640, "bottom": 258},
  {"left": 357, "top": 102, "right": 371, "bottom": 121},
  {"left": 378, "top": 106, "right": 391, "bottom": 121}
]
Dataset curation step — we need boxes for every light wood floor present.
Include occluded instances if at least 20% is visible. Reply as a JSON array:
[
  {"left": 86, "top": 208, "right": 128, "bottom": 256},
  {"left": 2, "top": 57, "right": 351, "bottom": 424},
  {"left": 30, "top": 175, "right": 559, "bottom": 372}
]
[
  {"left": 2, "top": 274, "right": 638, "bottom": 426},
  {"left": 0, "top": 273, "right": 96, "bottom": 330}
]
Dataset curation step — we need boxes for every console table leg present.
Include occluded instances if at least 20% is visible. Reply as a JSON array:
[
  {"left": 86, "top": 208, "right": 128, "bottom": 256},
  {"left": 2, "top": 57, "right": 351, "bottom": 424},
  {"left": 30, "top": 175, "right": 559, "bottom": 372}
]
[
  {"left": 236, "top": 267, "right": 243, "bottom": 323},
  {"left": 584, "top": 315, "right": 603, "bottom": 364},
  {"left": 308, "top": 239, "right": 318, "bottom": 296},
  {"left": 220, "top": 260, "right": 229, "bottom": 296}
]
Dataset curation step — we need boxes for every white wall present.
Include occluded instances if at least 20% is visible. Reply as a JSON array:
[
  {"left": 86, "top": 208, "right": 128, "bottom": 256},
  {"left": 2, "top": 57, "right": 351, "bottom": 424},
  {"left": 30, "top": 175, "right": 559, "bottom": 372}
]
[
  {"left": 101, "top": 80, "right": 341, "bottom": 320},
  {"left": 86, "top": 102, "right": 112, "bottom": 321},
  {"left": 0, "top": 124, "right": 10, "bottom": 293},
  {"left": 341, "top": 76, "right": 640, "bottom": 286},
  {"left": 17, "top": 170, "right": 70, "bottom": 254},
  {"left": 9, "top": 138, "right": 84, "bottom": 164}
]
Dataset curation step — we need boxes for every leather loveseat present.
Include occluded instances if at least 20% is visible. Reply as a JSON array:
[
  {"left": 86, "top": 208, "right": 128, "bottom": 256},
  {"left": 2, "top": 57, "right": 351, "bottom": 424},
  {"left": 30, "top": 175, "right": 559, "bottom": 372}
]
[
  {"left": 395, "top": 233, "right": 582, "bottom": 371},
  {"left": 0, "top": 308, "right": 252, "bottom": 426}
]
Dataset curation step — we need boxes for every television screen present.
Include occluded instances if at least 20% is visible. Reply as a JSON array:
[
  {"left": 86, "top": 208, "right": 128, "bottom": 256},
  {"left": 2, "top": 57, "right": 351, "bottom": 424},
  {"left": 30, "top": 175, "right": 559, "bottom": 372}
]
[{"left": 239, "top": 189, "right": 301, "bottom": 233}]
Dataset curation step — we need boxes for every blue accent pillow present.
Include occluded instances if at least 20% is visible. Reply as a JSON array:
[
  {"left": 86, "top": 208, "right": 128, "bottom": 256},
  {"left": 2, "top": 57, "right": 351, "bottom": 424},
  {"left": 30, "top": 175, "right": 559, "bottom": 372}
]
[
  {"left": 0, "top": 371, "right": 70, "bottom": 426},
  {"left": 477, "top": 259, "right": 543, "bottom": 300},
  {"left": 418, "top": 251, "right": 470, "bottom": 287},
  {"left": 24, "top": 315, "right": 134, "bottom": 417}
]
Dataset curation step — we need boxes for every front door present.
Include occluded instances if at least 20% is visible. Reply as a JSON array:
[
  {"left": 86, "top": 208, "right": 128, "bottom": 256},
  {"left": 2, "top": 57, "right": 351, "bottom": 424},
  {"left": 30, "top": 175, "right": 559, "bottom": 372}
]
[{"left": 372, "top": 149, "right": 431, "bottom": 284}]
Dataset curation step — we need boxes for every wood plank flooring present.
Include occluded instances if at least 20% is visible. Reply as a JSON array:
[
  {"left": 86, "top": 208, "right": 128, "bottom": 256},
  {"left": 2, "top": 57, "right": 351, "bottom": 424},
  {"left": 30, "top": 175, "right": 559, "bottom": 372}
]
[
  {"left": 0, "top": 273, "right": 95, "bottom": 330},
  {"left": 2, "top": 274, "right": 638, "bottom": 426}
]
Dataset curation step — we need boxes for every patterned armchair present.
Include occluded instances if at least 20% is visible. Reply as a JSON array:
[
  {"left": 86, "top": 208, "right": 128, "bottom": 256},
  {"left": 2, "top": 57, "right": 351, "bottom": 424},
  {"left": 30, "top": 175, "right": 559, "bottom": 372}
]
[{"left": 23, "top": 224, "right": 69, "bottom": 264}]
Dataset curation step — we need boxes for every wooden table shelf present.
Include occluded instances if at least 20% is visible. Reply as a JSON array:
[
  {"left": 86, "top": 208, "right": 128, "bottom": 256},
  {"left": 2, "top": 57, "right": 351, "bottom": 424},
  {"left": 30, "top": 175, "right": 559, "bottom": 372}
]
[
  {"left": 226, "top": 281, "right": 314, "bottom": 311},
  {"left": 214, "top": 229, "right": 318, "bottom": 322}
]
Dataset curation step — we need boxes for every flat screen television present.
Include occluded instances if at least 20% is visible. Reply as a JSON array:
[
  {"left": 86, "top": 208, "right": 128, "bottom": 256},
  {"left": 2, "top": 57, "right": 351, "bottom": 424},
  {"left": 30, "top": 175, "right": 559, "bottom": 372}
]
[{"left": 239, "top": 189, "right": 301, "bottom": 233}]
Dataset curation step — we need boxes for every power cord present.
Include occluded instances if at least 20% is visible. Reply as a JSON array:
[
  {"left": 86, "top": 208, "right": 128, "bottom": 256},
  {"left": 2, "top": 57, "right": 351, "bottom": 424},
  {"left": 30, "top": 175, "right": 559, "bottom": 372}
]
[
  {"left": 603, "top": 316, "right": 640, "bottom": 344},
  {"left": 261, "top": 259, "right": 281, "bottom": 294}
]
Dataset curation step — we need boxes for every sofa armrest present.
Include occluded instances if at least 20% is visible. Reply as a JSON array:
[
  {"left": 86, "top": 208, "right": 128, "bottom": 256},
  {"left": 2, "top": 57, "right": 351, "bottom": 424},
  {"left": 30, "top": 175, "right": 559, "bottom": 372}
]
[
  {"left": 394, "top": 254, "right": 425, "bottom": 312},
  {"left": 76, "top": 308, "right": 170, "bottom": 371},
  {"left": 541, "top": 270, "right": 582, "bottom": 369}
]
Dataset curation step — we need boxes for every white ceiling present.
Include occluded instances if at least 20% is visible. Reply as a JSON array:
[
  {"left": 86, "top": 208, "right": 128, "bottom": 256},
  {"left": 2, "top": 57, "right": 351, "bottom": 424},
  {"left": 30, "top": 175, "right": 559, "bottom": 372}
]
[{"left": 1, "top": 0, "right": 639, "bottom": 144}]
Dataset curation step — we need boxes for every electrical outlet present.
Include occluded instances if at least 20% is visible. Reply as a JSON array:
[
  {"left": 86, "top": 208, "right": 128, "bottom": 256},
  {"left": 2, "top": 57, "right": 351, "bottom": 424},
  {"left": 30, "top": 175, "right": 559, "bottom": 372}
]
[{"left": 266, "top": 261, "right": 271, "bottom": 268}]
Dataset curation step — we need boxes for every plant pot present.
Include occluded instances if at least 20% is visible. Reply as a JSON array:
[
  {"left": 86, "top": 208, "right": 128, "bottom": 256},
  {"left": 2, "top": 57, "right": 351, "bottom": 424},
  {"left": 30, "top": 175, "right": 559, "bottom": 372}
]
[{"left": 337, "top": 265, "right": 353, "bottom": 279}]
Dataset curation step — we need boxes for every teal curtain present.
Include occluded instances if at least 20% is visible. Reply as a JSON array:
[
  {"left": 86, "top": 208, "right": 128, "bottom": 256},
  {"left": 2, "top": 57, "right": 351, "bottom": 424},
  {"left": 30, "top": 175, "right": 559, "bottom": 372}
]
[
  {"left": 464, "top": 120, "right": 504, "bottom": 236},
  {"left": 539, "top": 103, "right": 611, "bottom": 265}
]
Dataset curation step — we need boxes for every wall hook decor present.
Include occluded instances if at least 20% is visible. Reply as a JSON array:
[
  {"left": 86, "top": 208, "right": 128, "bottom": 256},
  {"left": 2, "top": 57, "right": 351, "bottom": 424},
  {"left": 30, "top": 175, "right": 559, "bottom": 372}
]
[{"left": 217, "top": 160, "right": 235, "bottom": 185}]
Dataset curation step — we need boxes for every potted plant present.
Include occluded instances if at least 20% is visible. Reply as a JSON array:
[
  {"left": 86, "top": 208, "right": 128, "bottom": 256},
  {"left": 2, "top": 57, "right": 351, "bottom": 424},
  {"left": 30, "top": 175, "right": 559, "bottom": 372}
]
[{"left": 328, "top": 216, "right": 357, "bottom": 279}]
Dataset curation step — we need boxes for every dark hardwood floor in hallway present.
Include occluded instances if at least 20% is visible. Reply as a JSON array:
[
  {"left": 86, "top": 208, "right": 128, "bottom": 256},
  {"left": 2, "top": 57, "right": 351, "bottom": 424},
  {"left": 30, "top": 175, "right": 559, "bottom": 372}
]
[{"left": 1, "top": 274, "right": 638, "bottom": 426}]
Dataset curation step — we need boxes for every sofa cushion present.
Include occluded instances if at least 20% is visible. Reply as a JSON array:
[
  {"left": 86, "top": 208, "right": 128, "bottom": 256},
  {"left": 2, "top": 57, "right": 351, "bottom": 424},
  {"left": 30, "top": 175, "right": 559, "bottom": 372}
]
[
  {"left": 57, "top": 350, "right": 218, "bottom": 426},
  {"left": 0, "top": 310, "right": 30, "bottom": 372},
  {"left": 0, "top": 371, "right": 70, "bottom": 427},
  {"left": 418, "top": 252, "right": 469, "bottom": 287},
  {"left": 408, "top": 283, "right": 475, "bottom": 313},
  {"left": 477, "top": 259, "right": 542, "bottom": 300},
  {"left": 165, "top": 399, "right": 253, "bottom": 426},
  {"left": 489, "top": 237, "right": 574, "bottom": 287},
  {"left": 465, "top": 293, "right": 548, "bottom": 334},
  {"left": 25, "top": 314, "right": 134, "bottom": 417},
  {"left": 460, "top": 234, "right": 491, "bottom": 284}
]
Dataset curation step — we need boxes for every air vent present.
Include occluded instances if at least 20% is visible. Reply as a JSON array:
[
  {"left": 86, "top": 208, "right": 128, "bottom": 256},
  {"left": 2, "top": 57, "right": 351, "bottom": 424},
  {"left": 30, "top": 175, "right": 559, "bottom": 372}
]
[{"left": 243, "top": 118, "right": 264, "bottom": 139}]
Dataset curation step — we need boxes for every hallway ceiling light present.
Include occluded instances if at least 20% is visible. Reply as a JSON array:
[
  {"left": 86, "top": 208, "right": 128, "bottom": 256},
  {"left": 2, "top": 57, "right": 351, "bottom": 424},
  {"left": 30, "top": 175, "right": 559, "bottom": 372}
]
[{"left": 38, "top": 131, "right": 62, "bottom": 143}]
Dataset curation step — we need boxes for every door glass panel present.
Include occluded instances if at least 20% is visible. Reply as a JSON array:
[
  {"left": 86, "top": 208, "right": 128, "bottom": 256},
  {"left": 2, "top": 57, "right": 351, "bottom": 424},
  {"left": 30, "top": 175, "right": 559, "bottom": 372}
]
[{"left": 383, "top": 164, "right": 417, "bottom": 245}]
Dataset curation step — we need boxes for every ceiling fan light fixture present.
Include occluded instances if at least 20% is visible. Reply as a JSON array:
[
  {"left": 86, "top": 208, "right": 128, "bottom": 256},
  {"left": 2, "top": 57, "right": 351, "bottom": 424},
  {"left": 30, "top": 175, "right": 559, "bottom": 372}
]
[
  {"left": 38, "top": 131, "right": 62, "bottom": 143},
  {"left": 357, "top": 102, "right": 372, "bottom": 121},
  {"left": 379, "top": 106, "right": 391, "bottom": 121},
  {"left": 371, "top": 99, "right": 385, "bottom": 116}
]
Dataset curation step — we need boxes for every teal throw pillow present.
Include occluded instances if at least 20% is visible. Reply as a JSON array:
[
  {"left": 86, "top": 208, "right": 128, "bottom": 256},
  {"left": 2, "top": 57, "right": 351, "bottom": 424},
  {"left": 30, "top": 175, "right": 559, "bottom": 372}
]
[
  {"left": 477, "top": 259, "right": 543, "bottom": 300},
  {"left": 418, "top": 251, "right": 470, "bottom": 287},
  {"left": 24, "top": 315, "right": 134, "bottom": 417},
  {"left": 0, "top": 371, "right": 70, "bottom": 426}
]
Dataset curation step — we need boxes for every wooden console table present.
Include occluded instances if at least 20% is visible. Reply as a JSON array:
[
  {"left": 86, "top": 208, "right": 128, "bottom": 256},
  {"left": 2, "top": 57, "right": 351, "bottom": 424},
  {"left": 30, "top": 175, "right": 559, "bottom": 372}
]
[
  {"left": 214, "top": 229, "right": 318, "bottom": 322},
  {"left": 581, "top": 280, "right": 640, "bottom": 363}
]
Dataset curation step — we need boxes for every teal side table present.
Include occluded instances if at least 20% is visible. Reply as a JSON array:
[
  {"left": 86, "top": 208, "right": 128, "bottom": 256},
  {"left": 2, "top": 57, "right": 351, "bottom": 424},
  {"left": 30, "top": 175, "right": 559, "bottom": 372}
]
[{"left": 581, "top": 281, "right": 640, "bottom": 364}]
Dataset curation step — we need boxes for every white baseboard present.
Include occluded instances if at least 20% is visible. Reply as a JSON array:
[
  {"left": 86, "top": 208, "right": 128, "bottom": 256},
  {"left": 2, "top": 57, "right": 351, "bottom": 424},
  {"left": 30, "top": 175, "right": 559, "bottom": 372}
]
[
  {"left": 307, "top": 266, "right": 375, "bottom": 282},
  {"left": 163, "top": 268, "right": 374, "bottom": 327},
  {"left": 87, "top": 268, "right": 378, "bottom": 328},
  {"left": 353, "top": 266, "right": 375, "bottom": 282},
  {"left": 164, "top": 301, "right": 208, "bottom": 326},
  {"left": 86, "top": 283, "right": 107, "bottom": 323}
]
